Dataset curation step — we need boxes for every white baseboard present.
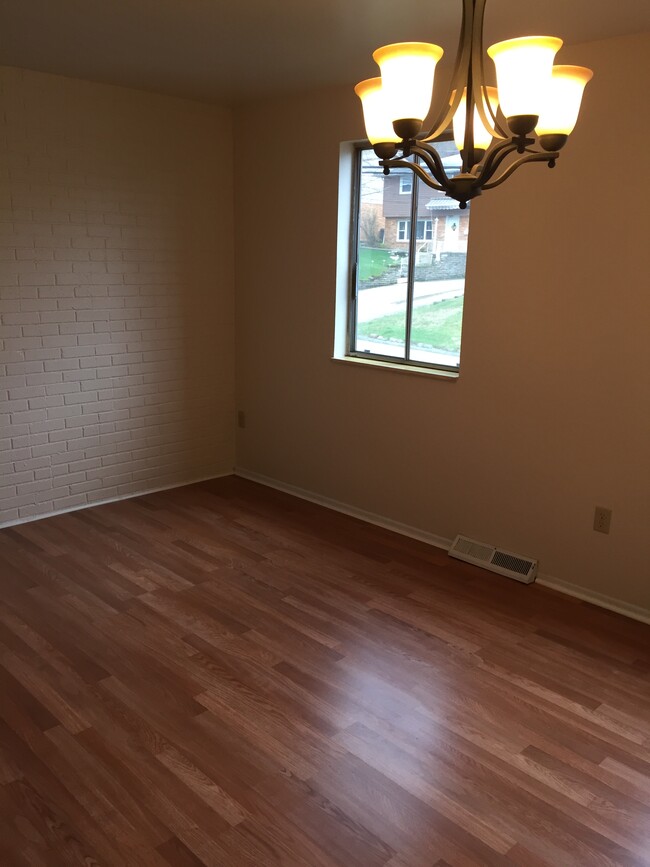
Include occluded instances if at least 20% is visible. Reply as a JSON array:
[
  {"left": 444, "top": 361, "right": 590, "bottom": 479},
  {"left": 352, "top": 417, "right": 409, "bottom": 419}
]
[
  {"left": 235, "top": 466, "right": 650, "bottom": 627},
  {"left": 235, "top": 466, "right": 451, "bottom": 551},
  {"left": 535, "top": 574, "right": 650, "bottom": 626},
  {"left": 0, "top": 470, "right": 233, "bottom": 530}
]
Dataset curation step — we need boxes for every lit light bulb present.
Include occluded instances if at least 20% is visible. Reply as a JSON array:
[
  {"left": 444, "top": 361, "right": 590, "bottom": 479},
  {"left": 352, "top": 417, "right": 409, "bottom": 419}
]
[
  {"left": 354, "top": 78, "right": 401, "bottom": 144},
  {"left": 451, "top": 86, "right": 499, "bottom": 151},
  {"left": 372, "top": 42, "right": 444, "bottom": 127},
  {"left": 488, "top": 36, "right": 562, "bottom": 123},
  {"left": 536, "top": 65, "right": 593, "bottom": 136}
]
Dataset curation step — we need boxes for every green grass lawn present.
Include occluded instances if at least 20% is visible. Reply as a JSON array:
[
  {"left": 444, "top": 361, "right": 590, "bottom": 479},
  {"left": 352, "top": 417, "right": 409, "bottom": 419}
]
[
  {"left": 358, "top": 296, "right": 463, "bottom": 353},
  {"left": 358, "top": 247, "right": 394, "bottom": 283}
]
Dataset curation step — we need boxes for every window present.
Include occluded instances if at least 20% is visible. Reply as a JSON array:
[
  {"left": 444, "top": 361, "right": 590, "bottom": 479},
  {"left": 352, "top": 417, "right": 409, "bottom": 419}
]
[
  {"left": 346, "top": 141, "right": 469, "bottom": 372},
  {"left": 396, "top": 219, "right": 434, "bottom": 243},
  {"left": 399, "top": 176, "right": 413, "bottom": 194},
  {"left": 416, "top": 219, "right": 433, "bottom": 241}
]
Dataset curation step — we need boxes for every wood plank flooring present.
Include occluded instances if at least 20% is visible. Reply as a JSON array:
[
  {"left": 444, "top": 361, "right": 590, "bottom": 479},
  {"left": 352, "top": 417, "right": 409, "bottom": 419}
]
[{"left": 0, "top": 475, "right": 649, "bottom": 866}]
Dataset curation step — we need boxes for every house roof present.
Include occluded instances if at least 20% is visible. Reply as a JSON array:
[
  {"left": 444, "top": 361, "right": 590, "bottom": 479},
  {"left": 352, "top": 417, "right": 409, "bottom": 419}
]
[
  {"left": 424, "top": 198, "right": 464, "bottom": 213},
  {"left": 0, "top": 0, "right": 648, "bottom": 103}
]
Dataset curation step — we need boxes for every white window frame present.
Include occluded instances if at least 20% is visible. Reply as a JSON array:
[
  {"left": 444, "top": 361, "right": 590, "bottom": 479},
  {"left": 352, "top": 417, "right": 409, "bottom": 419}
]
[
  {"left": 397, "top": 220, "right": 410, "bottom": 242},
  {"left": 340, "top": 141, "right": 468, "bottom": 376},
  {"left": 399, "top": 175, "right": 413, "bottom": 194}
]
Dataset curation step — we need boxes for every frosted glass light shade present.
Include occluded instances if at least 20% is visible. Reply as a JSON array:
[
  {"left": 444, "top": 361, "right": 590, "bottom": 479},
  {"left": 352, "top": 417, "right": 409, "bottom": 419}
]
[
  {"left": 535, "top": 65, "right": 593, "bottom": 136},
  {"left": 372, "top": 42, "right": 444, "bottom": 123},
  {"left": 487, "top": 36, "right": 562, "bottom": 119},
  {"left": 451, "top": 86, "right": 499, "bottom": 151},
  {"left": 354, "top": 78, "right": 401, "bottom": 144}
]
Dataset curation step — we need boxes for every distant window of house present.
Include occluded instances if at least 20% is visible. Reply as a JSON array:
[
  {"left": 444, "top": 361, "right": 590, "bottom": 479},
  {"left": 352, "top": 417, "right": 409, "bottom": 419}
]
[
  {"left": 416, "top": 219, "right": 434, "bottom": 241},
  {"left": 397, "top": 219, "right": 435, "bottom": 242},
  {"left": 345, "top": 142, "right": 470, "bottom": 373},
  {"left": 399, "top": 176, "right": 413, "bottom": 194}
]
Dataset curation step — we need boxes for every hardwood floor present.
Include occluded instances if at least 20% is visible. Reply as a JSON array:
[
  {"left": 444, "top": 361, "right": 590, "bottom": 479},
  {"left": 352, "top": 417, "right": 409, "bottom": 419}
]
[{"left": 0, "top": 476, "right": 649, "bottom": 866}]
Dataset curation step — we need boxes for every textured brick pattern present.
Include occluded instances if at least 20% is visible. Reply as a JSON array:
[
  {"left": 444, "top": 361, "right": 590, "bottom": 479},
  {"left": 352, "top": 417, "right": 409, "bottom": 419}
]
[{"left": 0, "top": 67, "right": 235, "bottom": 524}]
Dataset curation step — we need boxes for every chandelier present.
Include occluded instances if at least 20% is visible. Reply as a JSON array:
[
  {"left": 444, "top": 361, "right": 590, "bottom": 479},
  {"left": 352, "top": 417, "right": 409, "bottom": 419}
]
[{"left": 354, "top": 0, "right": 593, "bottom": 209}]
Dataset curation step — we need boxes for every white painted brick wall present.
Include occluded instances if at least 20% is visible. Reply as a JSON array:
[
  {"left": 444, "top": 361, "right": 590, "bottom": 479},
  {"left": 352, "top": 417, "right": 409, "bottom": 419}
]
[{"left": 0, "top": 67, "right": 235, "bottom": 524}]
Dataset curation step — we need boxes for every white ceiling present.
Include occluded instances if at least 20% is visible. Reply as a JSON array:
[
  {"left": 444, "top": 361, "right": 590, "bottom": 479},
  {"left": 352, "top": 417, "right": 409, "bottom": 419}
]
[{"left": 1, "top": 0, "right": 648, "bottom": 104}]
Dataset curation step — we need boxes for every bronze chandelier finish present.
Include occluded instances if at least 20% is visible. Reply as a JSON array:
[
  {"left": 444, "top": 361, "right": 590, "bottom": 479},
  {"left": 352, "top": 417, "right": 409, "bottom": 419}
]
[{"left": 371, "top": 0, "right": 565, "bottom": 209}]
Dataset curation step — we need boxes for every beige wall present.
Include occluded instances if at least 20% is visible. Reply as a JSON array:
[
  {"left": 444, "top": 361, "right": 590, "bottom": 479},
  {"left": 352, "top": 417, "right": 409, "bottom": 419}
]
[
  {"left": 0, "top": 67, "right": 235, "bottom": 523},
  {"left": 234, "top": 32, "right": 650, "bottom": 611},
  {"left": 1, "top": 37, "right": 648, "bottom": 613}
]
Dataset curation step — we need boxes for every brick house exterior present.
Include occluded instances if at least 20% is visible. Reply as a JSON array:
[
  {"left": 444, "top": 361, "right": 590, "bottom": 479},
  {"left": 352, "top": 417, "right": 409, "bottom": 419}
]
[{"left": 382, "top": 169, "right": 469, "bottom": 257}]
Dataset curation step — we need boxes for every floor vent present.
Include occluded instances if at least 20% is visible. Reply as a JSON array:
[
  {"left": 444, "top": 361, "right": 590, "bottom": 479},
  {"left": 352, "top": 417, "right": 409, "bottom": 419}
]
[{"left": 448, "top": 534, "right": 538, "bottom": 584}]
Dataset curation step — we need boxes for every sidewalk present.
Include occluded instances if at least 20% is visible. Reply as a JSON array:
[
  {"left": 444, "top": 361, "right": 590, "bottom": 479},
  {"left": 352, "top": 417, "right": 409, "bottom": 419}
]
[
  {"left": 355, "top": 278, "right": 464, "bottom": 366},
  {"left": 357, "top": 278, "right": 464, "bottom": 323}
]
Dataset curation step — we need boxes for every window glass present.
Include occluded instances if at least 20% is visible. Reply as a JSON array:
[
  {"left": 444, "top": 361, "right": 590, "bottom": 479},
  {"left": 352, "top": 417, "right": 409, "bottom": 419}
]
[
  {"left": 354, "top": 152, "right": 411, "bottom": 359},
  {"left": 349, "top": 141, "right": 468, "bottom": 372}
]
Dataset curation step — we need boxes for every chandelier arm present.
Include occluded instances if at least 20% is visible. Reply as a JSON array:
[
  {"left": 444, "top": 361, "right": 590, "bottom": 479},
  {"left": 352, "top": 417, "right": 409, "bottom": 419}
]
[
  {"left": 462, "top": 37, "right": 475, "bottom": 172},
  {"left": 381, "top": 158, "right": 447, "bottom": 192},
  {"left": 410, "top": 144, "right": 452, "bottom": 187},
  {"left": 478, "top": 83, "right": 509, "bottom": 141},
  {"left": 476, "top": 138, "right": 520, "bottom": 184},
  {"left": 481, "top": 151, "right": 560, "bottom": 190},
  {"left": 420, "top": 0, "right": 475, "bottom": 142},
  {"left": 471, "top": 0, "right": 508, "bottom": 140}
]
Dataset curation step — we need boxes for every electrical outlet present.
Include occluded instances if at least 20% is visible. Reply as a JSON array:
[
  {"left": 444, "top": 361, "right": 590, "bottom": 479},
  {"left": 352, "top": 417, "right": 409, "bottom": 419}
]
[
  {"left": 593, "top": 506, "right": 612, "bottom": 534},
  {"left": 237, "top": 410, "right": 246, "bottom": 429}
]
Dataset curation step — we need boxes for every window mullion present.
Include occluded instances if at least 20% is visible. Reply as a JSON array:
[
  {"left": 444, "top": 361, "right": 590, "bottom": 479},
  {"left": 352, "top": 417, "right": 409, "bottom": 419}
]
[
  {"left": 348, "top": 147, "right": 363, "bottom": 354},
  {"left": 403, "top": 160, "right": 419, "bottom": 362}
]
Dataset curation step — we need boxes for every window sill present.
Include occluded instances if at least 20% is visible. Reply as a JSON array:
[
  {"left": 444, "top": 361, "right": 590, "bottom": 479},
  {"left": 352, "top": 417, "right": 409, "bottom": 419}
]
[{"left": 331, "top": 355, "right": 459, "bottom": 380}]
